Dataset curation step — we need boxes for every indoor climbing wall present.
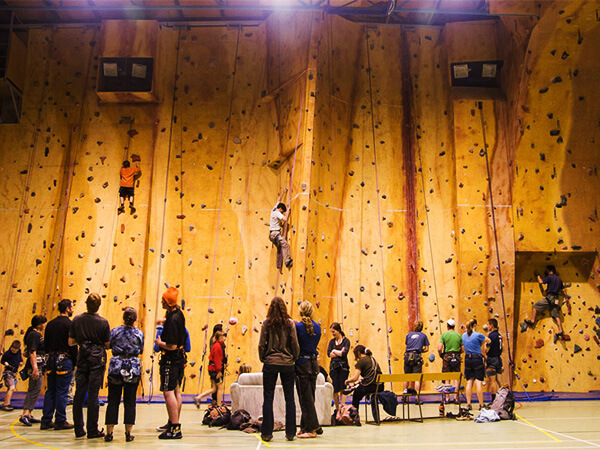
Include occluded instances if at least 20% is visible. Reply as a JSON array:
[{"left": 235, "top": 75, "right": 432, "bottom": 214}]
[
  {"left": 1, "top": 2, "right": 599, "bottom": 398},
  {"left": 511, "top": 1, "right": 600, "bottom": 393}
]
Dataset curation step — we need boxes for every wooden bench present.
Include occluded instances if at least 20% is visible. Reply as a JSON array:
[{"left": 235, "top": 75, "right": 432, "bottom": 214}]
[{"left": 366, "top": 372, "right": 463, "bottom": 424}]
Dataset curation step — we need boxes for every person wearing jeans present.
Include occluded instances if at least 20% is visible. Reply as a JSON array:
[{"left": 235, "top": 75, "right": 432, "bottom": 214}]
[
  {"left": 258, "top": 297, "right": 300, "bottom": 442},
  {"left": 41, "top": 299, "right": 76, "bottom": 430},
  {"left": 345, "top": 345, "right": 382, "bottom": 410}
]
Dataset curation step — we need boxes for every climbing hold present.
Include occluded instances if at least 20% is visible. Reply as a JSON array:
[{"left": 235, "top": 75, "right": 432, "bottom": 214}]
[
  {"left": 573, "top": 344, "right": 582, "bottom": 354},
  {"left": 428, "top": 354, "right": 435, "bottom": 362},
  {"left": 177, "top": 214, "right": 186, "bottom": 219},
  {"left": 131, "top": 154, "right": 141, "bottom": 162},
  {"left": 229, "top": 317, "right": 238, "bottom": 325},
  {"left": 534, "top": 339, "right": 544, "bottom": 348},
  {"left": 361, "top": 249, "right": 368, "bottom": 256},
  {"left": 121, "top": 224, "right": 125, "bottom": 233},
  {"left": 241, "top": 326, "right": 248, "bottom": 335},
  {"left": 208, "top": 308, "right": 214, "bottom": 314},
  {"left": 129, "top": 257, "right": 134, "bottom": 266}
]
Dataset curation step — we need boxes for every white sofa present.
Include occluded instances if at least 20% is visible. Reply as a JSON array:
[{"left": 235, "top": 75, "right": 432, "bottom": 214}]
[{"left": 230, "top": 372, "right": 333, "bottom": 426}]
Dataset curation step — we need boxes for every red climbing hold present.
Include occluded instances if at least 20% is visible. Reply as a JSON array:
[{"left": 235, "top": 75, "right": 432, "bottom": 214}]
[
  {"left": 534, "top": 339, "right": 544, "bottom": 348},
  {"left": 121, "top": 224, "right": 125, "bottom": 233}
]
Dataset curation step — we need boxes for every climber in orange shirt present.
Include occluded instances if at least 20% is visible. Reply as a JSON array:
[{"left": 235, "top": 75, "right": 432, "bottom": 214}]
[{"left": 118, "top": 160, "right": 141, "bottom": 214}]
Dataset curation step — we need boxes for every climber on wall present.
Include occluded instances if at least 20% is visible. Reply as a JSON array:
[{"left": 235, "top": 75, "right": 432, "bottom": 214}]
[
  {"left": 269, "top": 190, "right": 293, "bottom": 271},
  {"left": 118, "top": 159, "right": 141, "bottom": 215},
  {"left": 522, "top": 265, "right": 571, "bottom": 343}
]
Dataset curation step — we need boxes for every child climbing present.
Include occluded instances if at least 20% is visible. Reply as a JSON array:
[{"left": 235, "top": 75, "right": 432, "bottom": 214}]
[
  {"left": 118, "top": 159, "right": 141, "bottom": 215},
  {"left": 193, "top": 331, "right": 226, "bottom": 406},
  {"left": 269, "top": 191, "right": 293, "bottom": 271},
  {"left": 522, "top": 265, "right": 571, "bottom": 343}
]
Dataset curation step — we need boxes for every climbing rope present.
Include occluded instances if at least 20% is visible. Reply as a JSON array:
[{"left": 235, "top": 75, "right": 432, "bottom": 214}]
[
  {"left": 415, "top": 143, "right": 443, "bottom": 329},
  {"left": 0, "top": 29, "right": 56, "bottom": 350},
  {"left": 365, "top": 29, "right": 392, "bottom": 375},
  {"left": 199, "top": 26, "right": 242, "bottom": 394},
  {"left": 150, "top": 26, "right": 182, "bottom": 397},
  {"left": 477, "top": 101, "right": 514, "bottom": 386}
]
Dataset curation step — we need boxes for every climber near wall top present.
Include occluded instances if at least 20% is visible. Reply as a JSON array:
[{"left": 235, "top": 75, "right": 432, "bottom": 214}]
[
  {"left": 118, "top": 159, "right": 141, "bottom": 215},
  {"left": 521, "top": 265, "right": 571, "bottom": 344},
  {"left": 269, "top": 190, "right": 293, "bottom": 272}
]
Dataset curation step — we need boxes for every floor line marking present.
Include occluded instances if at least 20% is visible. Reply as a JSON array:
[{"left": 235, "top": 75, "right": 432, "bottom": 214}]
[
  {"left": 516, "top": 415, "right": 600, "bottom": 447},
  {"left": 253, "top": 440, "right": 560, "bottom": 449},
  {"left": 253, "top": 432, "right": 270, "bottom": 448},
  {"left": 10, "top": 419, "right": 62, "bottom": 450},
  {"left": 515, "top": 414, "right": 562, "bottom": 442}
]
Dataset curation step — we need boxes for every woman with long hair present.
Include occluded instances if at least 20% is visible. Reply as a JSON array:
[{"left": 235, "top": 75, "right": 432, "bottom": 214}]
[
  {"left": 327, "top": 322, "right": 350, "bottom": 411},
  {"left": 294, "top": 301, "right": 322, "bottom": 438},
  {"left": 461, "top": 318, "right": 490, "bottom": 410},
  {"left": 20, "top": 315, "right": 47, "bottom": 426},
  {"left": 345, "top": 345, "right": 382, "bottom": 410},
  {"left": 258, "top": 297, "right": 299, "bottom": 442},
  {"left": 194, "top": 331, "right": 226, "bottom": 405},
  {"left": 104, "top": 307, "right": 144, "bottom": 442}
]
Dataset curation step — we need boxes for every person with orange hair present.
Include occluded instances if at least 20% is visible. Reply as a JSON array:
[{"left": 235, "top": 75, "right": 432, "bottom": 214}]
[{"left": 155, "top": 286, "right": 186, "bottom": 439}]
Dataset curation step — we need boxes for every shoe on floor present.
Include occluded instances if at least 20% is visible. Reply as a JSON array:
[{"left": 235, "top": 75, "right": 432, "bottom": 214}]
[
  {"left": 40, "top": 421, "right": 55, "bottom": 430},
  {"left": 125, "top": 432, "right": 135, "bottom": 442},
  {"left": 158, "top": 424, "right": 182, "bottom": 440},
  {"left": 54, "top": 421, "right": 74, "bottom": 430},
  {"left": 75, "top": 430, "right": 86, "bottom": 438},
  {"left": 316, "top": 427, "right": 323, "bottom": 435},
  {"left": 156, "top": 421, "right": 171, "bottom": 431},
  {"left": 0, "top": 405, "right": 14, "bottom": 411},
  {"left": 286, "top": 435, "right": 295, "bottom": 441},
  {"left": 104, "top": 432, "right": 113, "bottom": 442},
  {"left": 27, "top": 416, "right": 41, "bottom": 424},
  {"left": 19, "top": 416, "right": 32, "bottom": 427},
  {"left": 87, "top": 429, "right": 105, "bottom": 439},
  {"left": 261, "top": 435, "right": 273, "bottom": 442}
]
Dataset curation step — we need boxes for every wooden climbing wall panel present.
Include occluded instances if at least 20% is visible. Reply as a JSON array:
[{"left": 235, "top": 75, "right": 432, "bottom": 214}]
[
  {"left": 0, "top": 3, "right": 599, "bottom": 397},
  {"left": 511, "top": 1, "right": 600, "bottom": 393}
]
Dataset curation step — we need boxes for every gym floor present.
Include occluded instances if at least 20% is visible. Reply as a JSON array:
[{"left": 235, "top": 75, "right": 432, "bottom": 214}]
[{"left": 1, "top": 401, "right": 599, "bottom": 450}]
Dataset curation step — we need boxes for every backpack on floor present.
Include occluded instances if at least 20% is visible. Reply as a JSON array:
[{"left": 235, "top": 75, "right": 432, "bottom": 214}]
[
  {"left": 227, "top": 409, "right": 252, "bottom": 430},
  {"left": 489, "top": 386, "right": 515, "bottom": 420},
  {"left": 202, "top": 404, "right": 231, "bottom": 427},
  {"left": 336, "top": 405, "right": 360, "bottom": 426}
]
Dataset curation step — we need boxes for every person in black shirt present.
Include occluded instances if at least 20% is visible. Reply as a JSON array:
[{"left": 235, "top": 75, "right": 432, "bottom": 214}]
[
  {"left": 524, "top": 265, "right": 570, "bottom": 342},
  {"left": 485, "top": 318, "right": 503, "bottom": 403},
  {"left": 20, "top": 315, "right": 47, "bottom": 426},
  {"left": 68, "top": 293, "right": 110, "bottom": 439},
  {"left": 41, "top": 299, "right": 76, "bottom": 430},
  {"left": 1, "top": 340, "right": 22, "bottom": 411},
  {"left": 155, "top": 286, "right": 186, "bottom": 439}
]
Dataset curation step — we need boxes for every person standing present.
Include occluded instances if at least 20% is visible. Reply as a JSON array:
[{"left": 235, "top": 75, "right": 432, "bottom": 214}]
[
  {"left": 269, "top": 193, "right": 293, "bottom": 270},
  {"left": 194, "top": 331, "right": 226, "bottom": 405},
  {"left": 462, "top": 318, "right": 490, "bottom": 410},
  {"left": 327, "top": 322, "right": 350, "bottom": 412},
  {"left": 295, "top": 301, "right": 322, "bottom": 439},
  {"left": 438, "top": 319, "right": 462, "bottom": 403},
  {"left": 41, "top": 299, "right": 76, "bottom": 430},
  {"left": 19, "top": 315, "right": 47, "bottom": 426},
  {"left": 258, "top": 296, "right": 300, "bottom": 442},
  {"left": 1, "top": 340, "right": 22, "bottom": 411},
  {"left": 155, "top": 287, "right": 187, "bottom": 440},
  {"left": 485, "top": 318, "right": 503, "bottom": 403},
  {"left": 104, "top": 307, "right": 144, "bottom": 442},
  {"left": 403, "top": 321, "right": 430, "bottom": 395},
  {"left": 69, "top": 293, "right": 110, "bottom": 439}
]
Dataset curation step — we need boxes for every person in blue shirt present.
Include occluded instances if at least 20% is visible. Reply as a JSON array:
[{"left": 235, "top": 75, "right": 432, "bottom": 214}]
[
  {"left": 403, "top": 321, "right": 429, "bottom": 395},
  {"left": 295, "top": 301, "right": 321, "bottom": 439},
  {"left": 105, "top": 308, "right": 144, "bottom": 443},
  {"left": 462, "top": 318, "right": 490, "bottom": 411}
]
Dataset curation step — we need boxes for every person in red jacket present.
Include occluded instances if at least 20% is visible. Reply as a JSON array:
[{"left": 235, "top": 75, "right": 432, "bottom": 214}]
[
  {"left": 194, "top": 331, "right": 226, "bottom": 406},
  {"left": 118, "top": 160, "right": 141, "bottom": 215}
]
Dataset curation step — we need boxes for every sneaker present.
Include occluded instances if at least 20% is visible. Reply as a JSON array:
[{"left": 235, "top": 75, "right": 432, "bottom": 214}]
[
  {"left": 40, "top": 421, "right": 55, "bottom": 430},
  {"left": 193, "top": 395, "right": 201, "bottom": 409},
  {"left": 27, "top": 416, "right": 41, "bottom": 424},
  {"left": 118, "top": 206, "right": 125, "bottom": 214},
  {"left": 158, "top": 424, "right": 182, "bottom": 440},
  {"left": 129, "top": 206, "right": 136, "bottom": 215},
  {"left": 156, "top": 421, "right": 171, "bottom": 431},
  {"left": 0, "top": 405, "right": 14, "bottom": 411},
  {"left": 54, "top": 421, "right": 74, "bottom": 430}
]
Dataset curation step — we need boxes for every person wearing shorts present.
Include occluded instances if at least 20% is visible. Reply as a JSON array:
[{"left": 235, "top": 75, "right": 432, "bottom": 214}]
[
  {"left": 438, "top": 319, "right": 462, "bottom": 402},
  {"left": 462, "top": 319, "right": 490, "bottom": 411},
  {"left": 155, "top": 287, "right": 186, "bottom": 439},
  {"left": 524, "top": 265, "right": 570, "bottom": 343},
  {"left": 118, "top": 160, "right": 140, "bottom": 214}
]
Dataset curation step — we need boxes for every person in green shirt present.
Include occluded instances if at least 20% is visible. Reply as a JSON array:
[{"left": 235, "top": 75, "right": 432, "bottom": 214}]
[{"left": 438, "top": 319, "right": 462, "bottom": 403}]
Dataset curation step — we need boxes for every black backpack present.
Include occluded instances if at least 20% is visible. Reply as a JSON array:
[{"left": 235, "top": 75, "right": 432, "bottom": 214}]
[
  {"left": 202, "top": 404, "right": 232, "bottom": 427},
  {"left": 227, "top": 409, "right": 252, "bottom": 430}
]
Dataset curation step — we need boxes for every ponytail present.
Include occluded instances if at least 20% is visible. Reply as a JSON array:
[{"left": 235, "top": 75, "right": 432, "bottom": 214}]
[
  {"left": 299, "top": 301, "right": 315, "bottom": 336},
  {"left": 467, "top": 318, "right": 477, "bottom": 336},
  {"left": 353, "top": 344, "right": 372, "bottom": 359}
]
